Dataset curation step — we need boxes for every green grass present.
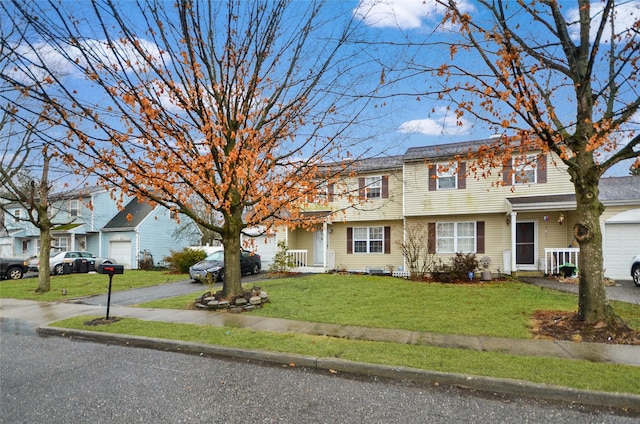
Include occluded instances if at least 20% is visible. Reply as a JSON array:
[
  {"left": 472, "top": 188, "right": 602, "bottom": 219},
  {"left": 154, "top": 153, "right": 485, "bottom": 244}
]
[
  {"left": 21, "top": 272, "right": 640, "bottom": 395},
  {"left": 0, "top": 270, "right": 189, "bottom": 301},
  {"left": 142, "top": 274, "right": 640, "bottom": 338},
  {"left": 51, "top": 315, "right": 640, "bottom": 395}
]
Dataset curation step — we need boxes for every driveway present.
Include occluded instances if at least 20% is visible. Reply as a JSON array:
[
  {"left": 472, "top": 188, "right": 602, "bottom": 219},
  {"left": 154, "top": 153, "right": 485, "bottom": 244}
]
[
  {"left": 522, "top": 277, "right": 640, "bottom": 305},
  {"left": 72, "top": 272, "right": 267, "bottom": 306}
]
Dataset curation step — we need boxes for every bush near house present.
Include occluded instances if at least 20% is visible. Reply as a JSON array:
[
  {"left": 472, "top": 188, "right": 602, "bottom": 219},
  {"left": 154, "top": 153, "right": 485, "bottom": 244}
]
[
  {"left": 164, "top": 248, "right": 207, "bottom": 274},
  {"left": 432, "top": 253, "right": 480, "bottom": 283}
]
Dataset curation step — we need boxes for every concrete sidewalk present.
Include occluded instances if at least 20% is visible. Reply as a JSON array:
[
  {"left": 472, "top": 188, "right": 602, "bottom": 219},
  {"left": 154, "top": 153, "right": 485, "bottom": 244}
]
[
  {"left": 2, "top": 297, "right": 640, "bottom": 411},
  {"left": 2, "top": 297, "right": 639, "bottom": 366}
]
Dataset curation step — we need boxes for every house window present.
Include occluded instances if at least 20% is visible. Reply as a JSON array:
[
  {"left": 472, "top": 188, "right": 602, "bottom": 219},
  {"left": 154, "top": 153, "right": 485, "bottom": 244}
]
[
  {"left": 437, "top": 165, "right": 457, "bottom": 190},
  {"left": 69, "top": 200, "right": 80, "bottom": 217},
  {"left": 513, "top": 156, "right": 537, "bottom": 185},
  {"left": 14, "top": 209, "right": 21, "bottom": 223},
  {"left": 353, "top": 226, "right": 384, "bottom": 253},
  {"left": 365, "top": 176, "right": 382, "bottom": 199},
  {"left": 316, "top": 181, "right": 335, "bottom": 202},
  {"left": 52, "top": 237, "right": 69, "bottom": 252},
  {"left": 436, "top": 222, "right": 476, "bottom": 253}
]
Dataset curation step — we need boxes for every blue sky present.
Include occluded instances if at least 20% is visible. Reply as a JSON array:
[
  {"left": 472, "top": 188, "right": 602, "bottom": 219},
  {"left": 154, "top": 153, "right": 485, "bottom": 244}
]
[
  {"left": 348, "top": 0, "right": 640, "bottom": 176},
  {"left": 3, "top": 0, "right": 639, "bottom": 177}
]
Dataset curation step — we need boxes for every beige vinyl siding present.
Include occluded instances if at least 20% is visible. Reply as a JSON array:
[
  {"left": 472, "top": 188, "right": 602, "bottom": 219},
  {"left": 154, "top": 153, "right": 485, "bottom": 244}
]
[
  {"left": 404, "top": 153, "right": 574, "bottom": 217},
  {"left": 328, "top": 170, "right": 404, "bottom": 222},
  {"left": 405, "top": 215, "right": 510, "bottom": 275},
  {"left": 329, "top": 220, "right": 404, "bottom": 272}
]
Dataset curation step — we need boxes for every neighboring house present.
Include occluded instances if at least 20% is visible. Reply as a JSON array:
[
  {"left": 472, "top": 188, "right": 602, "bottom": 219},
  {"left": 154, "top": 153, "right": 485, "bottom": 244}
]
[
  {"left": 0, "top": 187, "right": 198, "bottom": 269},
  {"left": 276, "top": 138, "right": 640, "bottom": 280},
  {"left": 0, "top": 186, "right": 119, "bottom": 259},
  {"left": 101, "top": 197, "right": 196, "bottom": 269}
]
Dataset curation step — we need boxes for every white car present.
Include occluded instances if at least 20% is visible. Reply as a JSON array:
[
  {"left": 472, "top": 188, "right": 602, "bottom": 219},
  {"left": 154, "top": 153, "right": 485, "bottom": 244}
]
[
  {"left": 632, "top": 255, "right": 640, "bottom": 287},
  {"left": 49, "top": 251, "right": 116, "bottom": 275}
]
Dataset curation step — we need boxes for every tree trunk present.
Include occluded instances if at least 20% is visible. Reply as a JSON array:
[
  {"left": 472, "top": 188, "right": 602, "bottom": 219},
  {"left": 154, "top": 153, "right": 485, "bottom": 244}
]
[
  {"left": 573, "top": 177, "right": 618, "bottom": 324},
  {"left": 220, "top": 214, "right": 244, "bottom": 299},
  {"left": 36, "top": 224, "right": 52, "bottom": 293}
]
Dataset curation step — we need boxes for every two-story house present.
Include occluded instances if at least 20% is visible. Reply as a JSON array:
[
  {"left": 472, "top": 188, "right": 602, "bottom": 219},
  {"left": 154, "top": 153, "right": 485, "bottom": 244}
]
[
  {"left": 0, "top": 186, "right": 199, "bottom": 269},
  {"left": 276, "top": 138, "right": 640, "bottom": 281}
]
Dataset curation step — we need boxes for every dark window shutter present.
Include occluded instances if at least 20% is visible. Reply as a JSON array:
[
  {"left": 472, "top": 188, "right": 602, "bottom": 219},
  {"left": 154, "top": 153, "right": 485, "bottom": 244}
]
[
  {"left": 537, "top": 155, "right": 547, "bottom": 183},
  {"left": 503, "top": 159, "right": 512, "bottom": 185},
  {"left": 428, "top": 165, "right": 437, "bottom": 191},
  {"left": 476, "top": 221, "right": 485, "bottom": 254},
  {"left": 428, "top": 222, "right": 436, "bottom": 254},
  {"left": 458, "top": 162, "right": 466, "bottom": 190},
  {"left": 347, "top": 227, "right": 353, "bottom": 254},
  {"left": 382, "top": 176, "right": 389, "bottom": 199},
  {"left": 328, "top": 183, "right": 334, "bottom": 202},
  {"left": 358, "top": 178, "right": 365, "bottom": 199},
  {"left": 384, "top": 226, "right": 391, "bottom": 254}
]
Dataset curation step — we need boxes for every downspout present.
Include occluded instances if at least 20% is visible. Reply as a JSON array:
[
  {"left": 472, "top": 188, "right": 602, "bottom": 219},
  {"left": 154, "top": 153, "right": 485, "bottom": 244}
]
[
  {"left": 510, "top": 211, "right": 517, "bottom": 274},
  {"left": 402, "top": 163, "right": 407, "bottom": 271},
  {"left": 136, "top": 228, "right": 140, "bottom": 270},
  {"left": 322, "top": 220, "right": 328, "bottom": 268}
]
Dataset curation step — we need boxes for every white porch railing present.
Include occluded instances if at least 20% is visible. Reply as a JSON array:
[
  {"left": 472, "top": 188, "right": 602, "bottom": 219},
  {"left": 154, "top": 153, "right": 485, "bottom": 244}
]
[
  {"left": 286, "top": 249, "right": 308, "bottom": 267},
  {"left": 544, "top": 248, "right": 580, "bottom": 275}
]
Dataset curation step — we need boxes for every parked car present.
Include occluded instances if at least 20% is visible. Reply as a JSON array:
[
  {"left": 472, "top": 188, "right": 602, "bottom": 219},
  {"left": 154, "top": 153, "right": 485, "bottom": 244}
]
[
  {"left": 632, "top": 255, "right": 640, "bottom": 287},
  {"left": 0, "top": 257, "right": 29, "bottom": 280},
  {"left": 189, "top": 250, "right": 261, "bottom": 283},
  {"left": 49, "top": 251, "right": 116, "bottom": 275}
]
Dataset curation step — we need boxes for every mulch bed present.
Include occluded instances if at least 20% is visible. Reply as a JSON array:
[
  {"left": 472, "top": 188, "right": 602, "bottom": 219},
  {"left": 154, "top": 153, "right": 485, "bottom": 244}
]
[
  {"left": 531, "top": 310, "right": 640, "bottom": 345},
  {"left": 84, "top": 317, "right": 122, "bottom": 326}
]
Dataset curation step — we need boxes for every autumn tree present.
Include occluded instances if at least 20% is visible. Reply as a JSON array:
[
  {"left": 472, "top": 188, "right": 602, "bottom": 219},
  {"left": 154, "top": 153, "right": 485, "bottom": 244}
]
[
  {"left": 2, "top": 0, "right": 375, "bottom": 297},
  {"left": 0, "top": 109, "right": 73, "bottom": 292},
  {"left": 394, "top": 0, "right": 639, "bottom": 323}
]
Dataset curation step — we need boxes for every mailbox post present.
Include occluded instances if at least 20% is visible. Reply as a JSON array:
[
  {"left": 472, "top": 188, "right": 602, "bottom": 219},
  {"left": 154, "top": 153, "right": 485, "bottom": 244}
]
[{"left": 97, "top": 263, "right": 124, "bottom": 320}]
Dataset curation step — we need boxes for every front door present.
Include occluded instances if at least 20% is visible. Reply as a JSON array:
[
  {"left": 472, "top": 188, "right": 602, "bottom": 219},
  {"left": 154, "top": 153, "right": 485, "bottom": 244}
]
[
  {"left": 313, "top": 230, "right": 324, "bottom": 266},
  {"left": 516, "top": 222, "right": 536, "bottom": 268}
]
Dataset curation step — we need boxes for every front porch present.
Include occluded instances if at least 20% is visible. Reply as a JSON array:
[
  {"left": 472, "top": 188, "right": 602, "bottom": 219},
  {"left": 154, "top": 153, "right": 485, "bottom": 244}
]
[{"left": 286, "top": 249, "right": 334, "bottom": 274}]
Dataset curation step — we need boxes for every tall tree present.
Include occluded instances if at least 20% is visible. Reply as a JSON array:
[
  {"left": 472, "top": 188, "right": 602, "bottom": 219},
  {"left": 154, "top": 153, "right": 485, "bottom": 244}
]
[
  {"left": 0, "top": 110, "right": 66, "bottom": 293},
  {"left": 397, "top": 0, "right": 639, "bottom": 323},
  {"left": 2, "top": 0, "right": 374, "bottom": 297}
]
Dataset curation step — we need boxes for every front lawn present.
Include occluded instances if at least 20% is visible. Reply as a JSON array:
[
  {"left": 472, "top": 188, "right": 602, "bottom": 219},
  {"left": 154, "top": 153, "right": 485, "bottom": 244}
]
[
  {"left": 0, "top": 270, "right": 189, "bottom": 301},
  {"left": 141, "top": 274, "right": 640, "bottom": 339},
  {"left": 52, "top": 315, "right": 640, "bottom": 395}
]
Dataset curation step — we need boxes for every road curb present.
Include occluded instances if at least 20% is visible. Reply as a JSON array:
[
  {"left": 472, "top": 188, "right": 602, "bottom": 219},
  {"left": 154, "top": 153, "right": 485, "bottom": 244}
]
[{"left": 37, "top": 325, "right": 640, "bottom": 412}]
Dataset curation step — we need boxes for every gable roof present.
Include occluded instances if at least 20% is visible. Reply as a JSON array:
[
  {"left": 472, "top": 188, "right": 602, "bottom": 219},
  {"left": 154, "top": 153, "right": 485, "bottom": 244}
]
[
  {"left": 103, "top": 198, "right": 155, "bottom": 230},
  {"left": 599, "top": 176, "right": 640, "bottom": 203},
  {"left": 322, "top": 155, "right": 404, "bottom": 175},
  {"left": 403, "top": 138, "right": 502, "bottom": 162}
]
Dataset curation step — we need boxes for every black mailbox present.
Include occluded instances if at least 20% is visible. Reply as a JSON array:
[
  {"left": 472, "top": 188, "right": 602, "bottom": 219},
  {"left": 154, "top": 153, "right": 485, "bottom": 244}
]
[{"left": 98, "top": 264, "right": 124, "bottom": 275}]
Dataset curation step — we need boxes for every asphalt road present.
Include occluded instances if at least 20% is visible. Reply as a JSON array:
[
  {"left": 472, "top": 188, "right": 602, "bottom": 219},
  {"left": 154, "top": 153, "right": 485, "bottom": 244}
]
[{"left": 2, "top": 323, "right": 638, "bottom": 424}]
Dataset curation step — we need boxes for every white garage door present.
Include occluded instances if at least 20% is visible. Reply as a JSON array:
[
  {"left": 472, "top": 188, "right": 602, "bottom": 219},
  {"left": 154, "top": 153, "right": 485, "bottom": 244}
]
[
  {"left": 110, "top": 240, "right": 132, "bottom": 269},
  {"left": 604, "top": 221, "right": 640, "bottom": 280},
  {"left": 244, "top": 234, "right": 277, "bottom": 269}
]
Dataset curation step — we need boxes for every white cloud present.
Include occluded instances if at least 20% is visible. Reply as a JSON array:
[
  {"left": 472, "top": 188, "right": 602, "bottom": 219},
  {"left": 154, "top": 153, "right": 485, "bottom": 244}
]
[
  {"left": 398, "top": 108, "right": 471, "bottom": 135},
  {"left": 567, "top": 1, "right": 640, "bottom": 43},
  {"left": 7, "top": 37, "right": 170, "bottom": 85},
  {"left": 353, "top": 0, "right": 473, "bottom": 30}
]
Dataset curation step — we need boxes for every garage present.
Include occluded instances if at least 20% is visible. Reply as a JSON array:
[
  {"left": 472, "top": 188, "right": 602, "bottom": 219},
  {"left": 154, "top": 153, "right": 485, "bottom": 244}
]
[
  {"left": 242, "top": 231, "right": 277, "bottom": 270},
  {"left": 604, "top": 209, "right": 640, "bottom": 281},
  {"left": 110, "top": 240, "right": 132, "bottom": 269}
]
